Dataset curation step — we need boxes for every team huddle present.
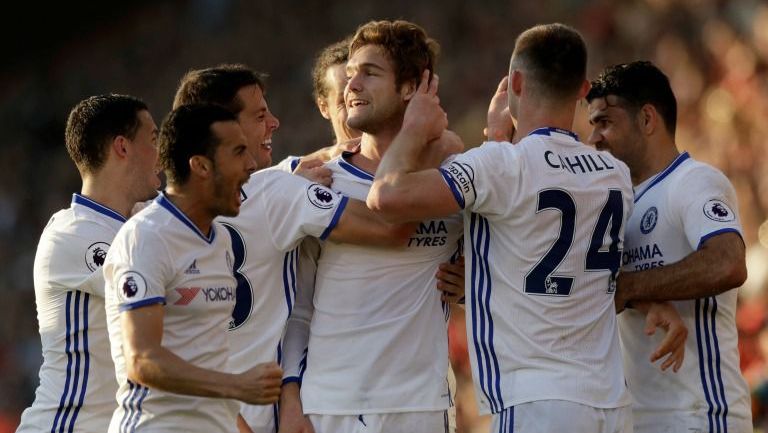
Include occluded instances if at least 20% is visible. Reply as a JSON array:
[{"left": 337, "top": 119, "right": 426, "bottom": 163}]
[{"left": 18, "top": 20, "right": 751, "bottom": 433}]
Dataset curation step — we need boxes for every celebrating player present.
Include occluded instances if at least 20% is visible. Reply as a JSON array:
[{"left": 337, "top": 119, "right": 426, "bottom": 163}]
[
  {"left": 587, "top": 61, "right": 751, "bottom": 433},
  {"left": 17, "top": 95, "right": 160, "bottom": 433},
  {"left": 280, "top": 20, "right": 463, "bottom": 433},
  {"left": 366, "top": 24, "right": 687, "bottom": 433},
  {"left": 103, "top": 104, "right": 284, "bottom": 432}
]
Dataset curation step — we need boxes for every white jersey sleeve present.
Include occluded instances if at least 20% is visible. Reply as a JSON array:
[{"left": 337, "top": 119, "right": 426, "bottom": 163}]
[
  {"left": 255, "top": 172, "right": 348, "bottom": 251},
  {"left": 106, "top": 231, "right": 171, "bottom": 311},
  {"left": 439, "top": 142, "right": 521, "bottom": 216},
  {"left": 668, "top": 165, "right": 742, "bottom": 249},
  {"left": 281, "top": 237, "right": 319, "bottom": 383},
  {"left": 271, "top": 156, "right": 302, "bottom": 173}
]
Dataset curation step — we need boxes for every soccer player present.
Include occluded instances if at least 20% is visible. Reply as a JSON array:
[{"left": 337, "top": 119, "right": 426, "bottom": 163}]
[
  {"left": 586, "top": 61, "right": 751, "bottom": 433},
  {"left": 311, "top": 36, "right": 360, "bottom": 145},
  {"left": 173, "top": 64, "right": 443, "bottom": 433},
  {"left": 103, "top": 104, "right": 282, "bottom": 432},
  {"left": 366, "top": 24, "right": 687, "bottom": 433},
  {"left": 280, "top": 20, "right": 463, "bottom": 433},
  {"left": 17, "top": 95, "right": 160, "bottom": 433}
]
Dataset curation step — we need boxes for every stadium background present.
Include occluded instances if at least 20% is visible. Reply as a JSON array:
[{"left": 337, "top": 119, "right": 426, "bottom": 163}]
[{"left": 1, "top": 0, "right": 767, "bottom": 431}]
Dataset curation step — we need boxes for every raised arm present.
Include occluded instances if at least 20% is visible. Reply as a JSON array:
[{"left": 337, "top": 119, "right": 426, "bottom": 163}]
[
  {"left": 367, "top": 71, "right": 462, "bottom": 223},
  {"left": 616, "top": 232, "right": 746, "bottom": 309},
  {"left": 122, "top": 304, "right": 283, "bottom": 405}
]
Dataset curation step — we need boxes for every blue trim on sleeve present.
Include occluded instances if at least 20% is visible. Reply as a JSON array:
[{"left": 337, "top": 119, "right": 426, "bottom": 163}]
[
  {"left": 72, "top": 194, "right": 127, "bottom": 223},
  {"left": 157, "top": 193, "right": 216, "bottom": 244},
  {"left": 634, "top": 152, "right": 690, "bottom": 203},
  {"left": 290, "top": 157, "right": 301, "bottom": 172},
  {"left": 697, "top": 228, "right": 742, "bottom": 250},
  {"left": 118, "top": 296, "right": 166, "bottom": 312},
  {"left": 439, "top": 168, "right": 466, "bottom": 209},
  {"left": 319, "top": 196, "right": 349, "bottom": 240},
  {"left": 282, "top": 377, "right": 301, "bottom": 385}
]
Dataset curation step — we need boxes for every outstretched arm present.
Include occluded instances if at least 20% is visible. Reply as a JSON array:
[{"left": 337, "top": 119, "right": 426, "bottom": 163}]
[{"left": 615, "top": 232, "right": 746, "bottom": 310}]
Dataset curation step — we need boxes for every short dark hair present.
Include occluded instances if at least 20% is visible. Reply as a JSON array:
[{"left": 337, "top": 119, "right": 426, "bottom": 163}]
[
  {"left": 586, "top": 61, "right": 678, "bottom": 135},
  {"left": 65, "top": 94, "right": 148, "bottom": 174},
  {"left": 312, "top": 36, "right": 352, "bottom": 101},
  {"left": 350, "top": 20, "right": 439, "bottom": 89},
  {"left": 173, "top": 64, "right": 267, "bottom": 114},
  {"left": 158, "top": 104, "right": 238, "bottom": 185},
  {"left": 511, "top": 23, "right": 587, "bottom": 100}
]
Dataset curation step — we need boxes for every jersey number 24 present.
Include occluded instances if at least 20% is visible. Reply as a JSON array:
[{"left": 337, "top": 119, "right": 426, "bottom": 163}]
[{"left": 525, "top": 188, "right": 624, "bottom": 296}]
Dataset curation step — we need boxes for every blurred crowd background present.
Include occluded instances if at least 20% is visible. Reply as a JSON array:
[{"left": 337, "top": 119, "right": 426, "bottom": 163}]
[{"left": 1, "top": 0, "right": 767, "bottom": 431}]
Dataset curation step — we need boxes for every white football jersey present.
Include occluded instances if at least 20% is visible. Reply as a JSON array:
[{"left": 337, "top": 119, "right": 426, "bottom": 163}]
[
  {"left": 218, "top": 168, "right": 347, "bottom": 431},
  {"left": 618, "top": 151, "right": 751, "bottom": 431},
  {"left": 104, "top": 193, "right": 239, "bottom": 433},
  {"left": 293, "top": 153, "right": 462, "bottom": 414},
  {"left": 440, "top": 128, "right": 634, "bottom": 415},
  {"left": 18, "top": 194, "right": 124, "bottom": 433}
]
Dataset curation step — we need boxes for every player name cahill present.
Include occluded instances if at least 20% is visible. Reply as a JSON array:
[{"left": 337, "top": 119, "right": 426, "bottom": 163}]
[{"left": 544, "top": 150, "right": 615, "bottom": 174}]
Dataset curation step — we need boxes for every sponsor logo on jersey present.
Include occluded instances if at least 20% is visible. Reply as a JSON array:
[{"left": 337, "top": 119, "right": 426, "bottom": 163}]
[
  {"left": 307, "top": 184, "right": 336, "bottom": 209},
  {"left": 174, "top": 287, "right": 201, "bottom": 305},
  {"left": 117, "top": 271, "right": 147, "bottom": 301},
  {"left": 408, "top": 220, "right": 449, "bottom": 247},
  {"left": 85, "top": 241, "right": 110, "bottom": 271},
  {"left": 173, "top": 286, "right": 235, "bottom": 305},
  {"left": 184, "top": 259, "right": 200, "bottom": 274},
  {"left": 703, "top": 199, "right": 735, "bottom": 222},
  {"left": 640, "top": 206, "right": 658, "bottom": 234}
]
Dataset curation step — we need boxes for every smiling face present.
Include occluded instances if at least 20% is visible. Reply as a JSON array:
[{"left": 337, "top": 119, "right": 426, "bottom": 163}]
[
  {"left": 208, "top": 120, "right": 256, "bottom": 217},
  {"left": 319, "top": 63, "right": 361, "bottom": 143},
  {"left": 344, "top": 44, "right": 409, "bottom": 135},
  {"left": 235, "top": 84, "right": 280, "bottom": 169},
  {"left": 127, "top": 109, "right": 161, "bottom": 201},
  {"left": 587, "top": 95, "right": 647, "bottom": 175}
]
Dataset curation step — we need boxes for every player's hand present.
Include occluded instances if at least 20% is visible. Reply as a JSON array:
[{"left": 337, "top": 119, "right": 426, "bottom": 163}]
[
  {"left": 643, "top": 301, "right": 687, "bottom": 372},
  {"left": 236, "top": 362, "right": 283, "bottom": 405},
  {"left": 421, "top": 130, "right": 464, "bottom": 167},
  {"left": 293, "top": 158, "right": 333, "bottom": 187},
  {"left": 402, "top": 70, "right": 447, "bottom": 142},
  {"left": 484, "top": 76, "right": 515, "bottom": 142},
  {"left": 436, "top": 256, "right": 465, "bottom": 304},
  {"left": 278, "top": 382, "right": 316, "bottom": 433}
]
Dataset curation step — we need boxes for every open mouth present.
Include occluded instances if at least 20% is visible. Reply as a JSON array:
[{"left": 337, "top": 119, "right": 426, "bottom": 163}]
[
  {"left": 261, "top": 138, "right": 272, "bottom": 151},
  {"left": 348, "top": 99, "right": 369, "bottom": 109}
]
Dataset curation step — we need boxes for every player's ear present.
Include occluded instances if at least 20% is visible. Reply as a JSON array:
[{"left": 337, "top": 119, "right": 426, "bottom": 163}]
[
  {"left": 638, "top": 104, "right": 658, "bottom": 136},
  {"left": 112, "top": 136, "right": 130, "bottom": 159},
  {"left": 401, "top": 78, "right": 419, "bottom": 101},
  {"left": 510, "top": 70, "right": 523, "bottom": 97},
  {"left": 577, "top": 79, "right": 590, "bottom": 100},
  {"left": 317, "top": 97, "right": 331, "bottom": 120},
  {"left": 189, "top": 155, "right": 213, "bottom": 178}
]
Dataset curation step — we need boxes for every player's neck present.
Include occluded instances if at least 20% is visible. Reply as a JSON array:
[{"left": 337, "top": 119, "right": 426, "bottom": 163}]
[
  {"left": 163, "top": 186, "right": 215, "bottom": 237},
  {"left": 636, "top": 140, "right": 681, "bottom": 186},
  {"left": 80, "top": 176, "right": 133, "bottom": 219},
  {"left": 354, "top": 128, "right": 399, "bottom": 173},
  {"left": 511, "top": 102, "right": 575, "bottom": 143}
]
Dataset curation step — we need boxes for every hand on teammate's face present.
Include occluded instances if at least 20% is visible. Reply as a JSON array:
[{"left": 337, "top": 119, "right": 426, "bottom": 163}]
[
  {"left": 403, "top": 70, "right": 447, "bottom": 142},
  {"left": 485, "top": 75, "right": 516, "bottom": 142}
]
